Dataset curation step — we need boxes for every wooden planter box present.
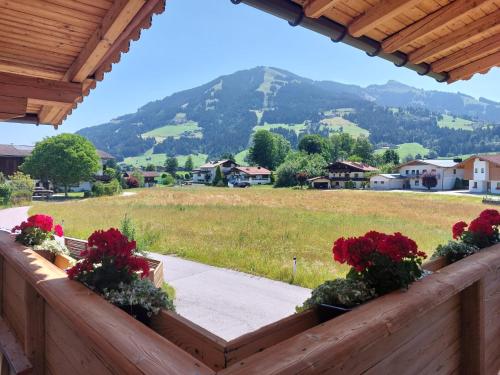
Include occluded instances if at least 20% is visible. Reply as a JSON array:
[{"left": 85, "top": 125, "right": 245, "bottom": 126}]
[{"left": 64, "top": 237, "right": 164, "bottom": 287}]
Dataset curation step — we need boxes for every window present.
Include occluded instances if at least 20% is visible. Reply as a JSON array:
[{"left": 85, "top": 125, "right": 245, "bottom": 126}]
[
  {"left": 354, "top": 173, "right": 359, "bottom": 178},
  {"left": 374, "top": 181, "right": 378, "bottom": 184},
  {"left": 415, "top": 180, "right": 419, "bottom": 186},
  {"left": 473, "top": 182, "right": 478, "bottom": 188},
  {"left": 453, "top": 169, "right": 456, "bottom": 175},
  {"left": 416, "top": 170, "right": 420, "bottom": 175},
  {"left": 422, "top": 169, "right": 427, "bottom": 174},
  {"left": 381, "top": 181, "right": 385, "bottom": 185},
  {"left": 475, "top": 168, "right": 478, "bottom": 173},
  {"left": 345, "top": 173, "right": 349, "bottom": 178},
  {"left": 406, "top": 170, "right": 409, "bottom": 175},
  {"left": 497, "top": 182, "right": 500, "bottom": 189},
  {"left": 481, "top": 168, "right": 484, "bottom": 173},
  {"left": 412, "top": 170, "right": 415, "bottom": 174}
]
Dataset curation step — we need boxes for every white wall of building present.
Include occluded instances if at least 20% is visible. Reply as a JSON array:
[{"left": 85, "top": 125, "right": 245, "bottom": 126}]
[
  {"left": 370, "top": 176, "right": 404, "bottom": 190},
  {"left": 398, "top": 164, "right": 464, "bottom": 191}
]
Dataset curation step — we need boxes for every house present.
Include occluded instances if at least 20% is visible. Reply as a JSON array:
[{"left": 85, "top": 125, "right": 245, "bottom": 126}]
[
  {"left": 122, "top": 171, "right": 160, "bottom": 187},
  {"left": 307, "top": 176, "right": 332, "bottom": 189},
  {"left": 397, "top": 159, "right": 464, "bottom": 190},
  {"left": 457, "top": 154, "right": 500, "bottom": 194},
  {"left": 0, "top": 144, "right": 34, "bottom": 176},
  {"left": 327, "top": 161, "right": 378, "bottom": 189},
  {"left": 70, "top": 150, "right": 116, "bottom": 192},
  {"left": 370, "top": 174, "right": 407, "bottom": 190},
  {"left": 229, "top": 166, "right": 272, "bottom": 185},
  {"left": 192, "top": 159, "right": 239, "bottom": 184}
]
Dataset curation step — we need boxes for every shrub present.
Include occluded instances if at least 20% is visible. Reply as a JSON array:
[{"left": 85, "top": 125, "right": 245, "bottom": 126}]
[
  {"left": 160, "top": 174, "right": 175, "bottom": 186},
  {"left": 0, "top": 183, "right": 12, "bottom": 205},
  {"left": 9, "top": 172, "right": 34, "bottom": 204},
  {"left": 345, "top": 181, "right": 356, "bottom": 189},
  {"left": 432, "top": 241, "right": 478, "bottom": 263},
  {"left": 92, "top": 179, "right": 121, "bottom": 197},
  {"left": 126, "top": 176, "right": 139, "bottom": 188},
  {"left": 297, "top": 279, "right": 376, "bottom": 312}
]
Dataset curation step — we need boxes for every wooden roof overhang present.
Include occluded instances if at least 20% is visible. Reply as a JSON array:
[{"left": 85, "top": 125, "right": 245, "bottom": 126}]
[
  {"left": 233, "top": 0, "right": 500, "bottom": 84},
  {"left": 0, "top": 0, "right": 166, "bottom": 127}
]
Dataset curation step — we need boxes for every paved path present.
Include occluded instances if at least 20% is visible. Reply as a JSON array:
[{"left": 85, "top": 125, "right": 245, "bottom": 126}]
[{"left": 0, "top": 206, "right": 311, "bottom": 341}]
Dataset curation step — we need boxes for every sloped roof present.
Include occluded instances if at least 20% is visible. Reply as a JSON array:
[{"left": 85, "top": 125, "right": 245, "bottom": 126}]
[
  {"left": 97, "top": 150, "right": 115, "bottom": 160},
  {"left": 457, "top": 154, "right": 500, "bottom": 168},
  {"left": 0, "top": 1, "right": 166, "bottom": 127},
  {"left": 328, "top": 161, "right": 378, "bottom": 172},
  {"left": 399, "top": 159, "right": 459, "bottom": 168},
  {"left": 0, "top": 144, "right": 33, "bottom": 157},
  {"left": 235, "top": 0, "right": 500, "bottom": 83},
  {"left": 200, "top": 159, "right": 236, "bottom": 169},
  {"left": 234, "top": 166, "right": 272, "bottom": 175}
]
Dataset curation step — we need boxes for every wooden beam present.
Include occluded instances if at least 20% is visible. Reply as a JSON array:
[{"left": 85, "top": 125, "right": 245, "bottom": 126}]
[
  {"left": 409, "top": 10, "right": 500, "bottom": 64},
  {"left": 0, "top": 59, "right": 64, "bottom": 80},
  {"left": 348, "top": 0, "right": 422, "bottom": 37},
  {"left": 382, "top": 0, "right": 493, "bottom": 53},
  {"left": 448, "top": 50, "right": 500, "bottom": 83},
  {"left": 0, "top": 317, "right": 32, "bottom": 375},
  {"left": 0, "top": 72, "right": 82, "bottom": 104},
  {"left": 304, "top": 0, "right": 338, "bottom": 18},
  {"left": 0, "top": 96, "right": 27, "bottom": 117},
  {"left": 64, "top": 0, "right": 146, "bottom": 82},
  {"left": 432, "top": 33, "right": 500, "bottom": 72}
]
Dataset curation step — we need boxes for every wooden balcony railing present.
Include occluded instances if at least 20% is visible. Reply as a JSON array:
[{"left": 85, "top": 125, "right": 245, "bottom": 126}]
[{"left": 0, "top": 230, "right": 499, "bottom": 374}]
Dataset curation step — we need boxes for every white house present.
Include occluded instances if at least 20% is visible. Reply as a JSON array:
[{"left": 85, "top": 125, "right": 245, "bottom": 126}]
[
  {"left": 397, "top": 159, "right": 464, "bottom": 191},
  {"left": 192, "top": 159, "right": 239, "bottom": 184},
  {"left": 457, "top": 155, "right": 500, "bottom": 194},
  {"left": 370, "top": 174, "right": 406, "bottom": 190},
  {"left": 229, "top": 166, "right": 272, "bottom": 185}
]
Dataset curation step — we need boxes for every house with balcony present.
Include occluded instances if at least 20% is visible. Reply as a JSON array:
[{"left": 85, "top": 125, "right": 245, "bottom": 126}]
[
  {"left": 327, "top": 161, "right": 378, "bottom": 189},
  {"left": 457, "top": 154, "right": 500, "bottom": 194},
  {"left": 397, "top": 159, "right": 464, "bottom": 190},
  {"left": 229, "top": 166, "right": 272, "bottom": 185},
  {"left": 192, "top": 159, "right": 239, "bottom": 184}
]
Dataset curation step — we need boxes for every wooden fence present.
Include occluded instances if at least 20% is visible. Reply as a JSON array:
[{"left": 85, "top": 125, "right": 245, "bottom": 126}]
[{"left": 0, "top": 230, "right": 499, "bottom": 374}]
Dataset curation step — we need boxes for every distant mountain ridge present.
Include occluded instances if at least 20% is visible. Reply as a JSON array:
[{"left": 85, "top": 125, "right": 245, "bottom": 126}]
[{"left": 77, "top": 67, "right": 500, "bottom": 160}]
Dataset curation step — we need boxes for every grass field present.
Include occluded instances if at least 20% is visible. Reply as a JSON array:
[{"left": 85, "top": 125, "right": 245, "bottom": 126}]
[
  {"left": 141, "top": 121, "right": 202, "bottom": 142},
  {"left": 438, "top": 115, "right": 474, "bottom": 131},
  {"left": 235, "top": 149, "right": 249, "bottom": 164},
  {"left": 320, "top": 117, "right": 369, "bottom": 138},
  {"left": 30, "top": 188, "right": 492, "bottom": 288},
  {"left": 376, "top": 143, "right": 431, "bottom": 158}
]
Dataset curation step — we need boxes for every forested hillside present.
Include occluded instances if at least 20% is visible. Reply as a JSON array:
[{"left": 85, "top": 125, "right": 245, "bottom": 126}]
[{"left": 77, "top": 67, "right": 500, "bottom": 161}]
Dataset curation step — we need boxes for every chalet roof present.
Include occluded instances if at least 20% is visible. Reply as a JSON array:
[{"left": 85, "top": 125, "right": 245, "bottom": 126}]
[
  {"left": 141, "top": 171, "right": 161, "bottom": 178},
  {"left": 0, "top": 144, "right": 33, "bottom": 157},
  {"left": 234, "top": 166, "right": 272, "bottom": 175},
  {"left": 199, "top": 159, "right": 236, "bottom": 169},
  {"left": 399, "top": 159, "right": 459, "bottom": 168},
  {"left": 0, "top": 1, "right": 166, "bottom": 127},
  {"left": 328, "top": 161, "right": 378, "bottom": 172},
  {"left": 457, "top": 154, "right": 500, "bottom": 168},
  {"left": 0, "top": 144, "right": 113, "bottom": 160},
  {"left": 234, "top": 0, "right": 500, "bottom": 83}
]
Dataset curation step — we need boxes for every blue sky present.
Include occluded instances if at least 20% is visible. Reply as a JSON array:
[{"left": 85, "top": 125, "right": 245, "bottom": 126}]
[{"left": 3, "top": 0, "right": 500, "bottom": 145}]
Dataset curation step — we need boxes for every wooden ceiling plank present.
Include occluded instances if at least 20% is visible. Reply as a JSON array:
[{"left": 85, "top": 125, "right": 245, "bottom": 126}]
[
  {"left": 409, "top": 9, "right": 500, "bottom": 64},
  {"left": 0, "top": 24, "right": 86, "bottom": 49},
  {"left": 38, "top": 105, "right": 62, "bottom": 124},
  {"left": 432, "top": 32, "right": 500, "bottom": 72},
  {"left": 0, "top": 59, "right": 65, "bottom": 80},
  {"left": 382, "top": 0, "right": 493, "bottom": 53},
  {"left": 43, "top": 0, "right": 109, "bottom": 18},
  {"left": 304, "top": 0, "right": 340, "bottom": 18},
  {"left": 348, "top": 0, "right": 423, "bottom": 37},
  {"left": 0, "top": 112, "right": 25, "bottom": 121},
  {"left": 65, "top": 0, "right": 147, "bottom": 82},
  {"left": 448, "top": 49, "right": 500, "bottom": 82}
]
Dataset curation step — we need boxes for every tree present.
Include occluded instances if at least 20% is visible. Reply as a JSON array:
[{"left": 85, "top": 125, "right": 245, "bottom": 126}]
[
  {"left": 403, "top": 154, "right": 414, "bottom": 163},
  {"left": 184, "top": 156, "right": 194, "bottom": 171},
  {"left": 352, "top": 136, "right": 373, "bottom": 163},
  {"left": 298, "top": 135, "right": 331, "bottom": 160},
  {"left": 330, "top": 133, "right": 355, "bottom": 160},
  {"left": 275, "top": 152, "right": 327, "bottom": 187},
  {"left": 145, "top": 164, "right": 156, "bottom": 171},
  {"left": 422, "top": 173, "right": 438, "bottom": 190},
  {"left": 212, "top": 166, "right": 224, "bottom": 186},
  {"left": 248, "top": 130, "right": 275, "bottom": 169},
  {"left": 248, "top": 130, "right": 291, "bottom": 170},
  {"left": 296, "top": 172, "right": 309, "bottom": 189},
  {"left": 382, "top": 149, "right": 399, "bottom": 164},
  {"left": 164, "top": 157, "right": 178, "bottom": 175},
  {"left": 414, "top": 153, "right": 423, "bottom": 160},
  {"left": 21, "top": 134, "right": 100, "bottom": 197}
]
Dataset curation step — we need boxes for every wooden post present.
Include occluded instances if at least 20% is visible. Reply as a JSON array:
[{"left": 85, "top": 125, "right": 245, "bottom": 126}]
[
  {"left": 460, "top": 279, "right": 485, "bottom": 375},
  {"left": 24, "top": 283, "right": 45, "bottom": 375}
]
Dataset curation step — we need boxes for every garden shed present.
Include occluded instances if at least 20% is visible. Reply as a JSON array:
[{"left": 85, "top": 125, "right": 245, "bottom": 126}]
[{"left": 0, "top": 0, "right": 499, "bottom": 374}]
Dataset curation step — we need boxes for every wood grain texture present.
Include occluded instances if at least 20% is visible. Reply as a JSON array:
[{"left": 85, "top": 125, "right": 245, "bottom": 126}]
[{"left": 0, "top": 317, "right": 31, "bottom": 375}]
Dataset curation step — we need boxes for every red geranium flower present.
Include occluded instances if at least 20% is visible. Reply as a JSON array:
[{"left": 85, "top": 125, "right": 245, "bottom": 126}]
[
  {"left": 452, "top": 221, "right": 468, "bottom": 239},
  {"left": 468, "top": 217, "right": 494, "bottom": 236},
  {"left": 54, "top": 224, "right": 64, "bottom": 237},
  {"left": 479, "top": 209, "right": 500, "bottom": 226}
]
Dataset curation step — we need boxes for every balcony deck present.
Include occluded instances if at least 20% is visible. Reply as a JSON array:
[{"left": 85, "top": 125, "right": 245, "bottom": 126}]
[{"left": 0, "top": 230, "right": 498, "bottom": 374}]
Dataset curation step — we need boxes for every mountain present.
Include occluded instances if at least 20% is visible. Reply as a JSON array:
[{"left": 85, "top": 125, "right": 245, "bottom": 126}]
[{"left": 77, "top": 67, "right": 500, "bottom": 161}]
